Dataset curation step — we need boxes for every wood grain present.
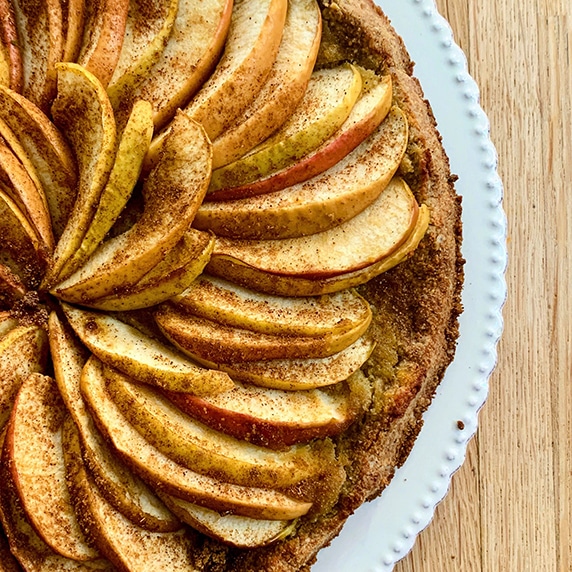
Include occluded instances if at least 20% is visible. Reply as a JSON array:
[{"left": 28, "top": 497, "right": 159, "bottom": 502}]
[{"left": 395, "top": 0, "right": 572, "bottom": 570}]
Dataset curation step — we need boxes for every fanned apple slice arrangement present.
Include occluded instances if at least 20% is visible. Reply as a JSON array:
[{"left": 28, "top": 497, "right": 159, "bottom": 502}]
[{"left": 0, "top": 0, "right": 432, "bottom": 567}]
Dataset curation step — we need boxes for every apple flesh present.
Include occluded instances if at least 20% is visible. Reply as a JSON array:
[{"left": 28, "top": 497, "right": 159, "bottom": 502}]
[
  {"left": 207, "top": 73, "right": 393, "bottom": 201},
  {"left": 171, "top": 274, "right": 372, "bottom": 338},
  {"left": 0, "top": 0, "right": 23, "bottom": 91},
  {"left": 195, "top": 105, "right": 408, "bottom": 240},
  {"left": 61, "top": 303, "right": 234, "bottom": 396},
  {"left": 210, "top": 0, "right": 322, "bottom": 169},
  {"left": 80, "top": 356, "right": 313, "bottom": 521},
  {"left": 163, "top": 377, "right": 369, "bottom": 448}
]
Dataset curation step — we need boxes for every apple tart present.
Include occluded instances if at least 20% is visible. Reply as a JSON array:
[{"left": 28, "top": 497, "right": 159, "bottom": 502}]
[{"left": 0, "top": 0, "right": 463, "bottom": 570}]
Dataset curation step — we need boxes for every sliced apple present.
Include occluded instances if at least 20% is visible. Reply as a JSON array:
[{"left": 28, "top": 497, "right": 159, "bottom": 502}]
[
  {"left": 0, "top": 452, "right": 114, "bottom": 571},
  {"left": 86, "top": 229, "right": 215, "bottom": 312},
  {"left": 107, "top": 0, "right": 179, "bottom": 112},
  {"left": 61, "top": 0, "right": 85, "bottom": 62},
  {"left": 210, "top": 63, "right": 361, "bottom": 182},
  {"left": 61, "top": 303, "right": 233, "bottom": 396},
  {"left": 62, "top": 416, "right": 196, "bottom": 572},
  {"left": 178, "top": 334, "right": 375, "bottom": 391},
  {"left": 103, "top": 363, "right": 339, "bottom": 489},
  {"left": 4, "top": 372, "right": 100, "bottom": 561},
  {"left": 80, "top": 356, "right": 313, "bottom": 520},
  {"left": 45, "top": 62, "right": 117, "bottom": 287},
  {"left": 164, "top": 377, "right": 368, "bottom": 448},
  {"left": 76, "top": 0, "right": 129, "bottom": 87},
  {"left": 0, "top": 84, "right": 77, "bottom": 239},
  {"left": 0, "top": 262, "right": 27, "bottom": 308},
  {"left": 159, "top": 495, "right": 296, "bottom": 548},
  {"left": 0, "top": 310, "right": 18, "bottom": 336},
  {"left": 48, "top": 311, "right": 181, "bottom": 533},
  {"left": 124, "top": 0, "right": 233, "bottom": 133},
  {"left": 183, "top": 0, "right": 287, "bottom": 141},
  {"left": 0, "top": 138, "right": 54, "bottom": 253},
  {"left": 0, "top": 0, "right": 23, "bottom": 91},
  {"left": 155, "top": 304, "right": 370, "bottom": 363},
  {"left": 171, "top": 274, "right": 371, "bottom": 338},
  {"left": 56, "top": 99, "right": 154, "bottom": 282},
  {"left": 207, "top": 177, "right": 419, "bottom": 290},
  {"left": 11, "top": 0, "right": 63, "bottom": 111},
  {"left": 51, "top": 112, "right": 212, "bottom": 302},
  {"left": 210, "top": 0, "right": 322, "bottom": 169},
  {"left": 0, "top": 324, "right": 48, "bottom": 430},
  {"left": 0, "top": 186, "right": 48, "bottom": 289},
  {"left": 197, "top": 105, "right": 408, "bottom": 239},
  {"left": 194, "top": 73, "right": 392, "bottom": 201},
  {"left": 209, "top": 202, "right": 430, "bottom": 297}
]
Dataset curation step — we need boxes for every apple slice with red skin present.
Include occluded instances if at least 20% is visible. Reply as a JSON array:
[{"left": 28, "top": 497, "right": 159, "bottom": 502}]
[
  {"left": 0, "top": 0, "right": 23, "bottom": 91},
  {"left": 80, "top": 356, "right": 314, "bottom": 520},
  {"left": 60, "top": 0, "right": 85, "bottom": 62},
  {"left": 195, "top": 105, "right": 408, "bottom": 240},
  {"left": 76, "top": 0, "right": 129, "bottom": 87},
  {"left": 210, "top": 0, "right": 322, "bottom": 169},
  {"left": 208, "top": 176, "right": 419, "bottom": 283},
  {"left": 11, "top": 0, "right": 63, "bottom": 111},
  {"left": 170, "top": 274, "right": 372, "bottom": 339},
  {"left": 206, "top": 73, "right": 392, "bottom": 201},
  {"left": 0, "top": 83, "right": 77, "bottom": 239},
  {"left": 163, "top": 375, "right": 370, "bottom": 448},
  {"left": 155, "top": 304, "right": 370, "bottom": 363},
  {"left": 174, "top": 334, "right": 376, "bottom": 391}
]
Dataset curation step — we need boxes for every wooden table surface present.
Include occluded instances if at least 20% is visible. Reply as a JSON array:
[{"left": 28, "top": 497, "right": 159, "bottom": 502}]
[{"left": 395, "top": 0, "right": 572, "bottom": 570}]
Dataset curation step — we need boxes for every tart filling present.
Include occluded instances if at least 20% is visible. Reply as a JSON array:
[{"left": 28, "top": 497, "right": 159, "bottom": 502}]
[{"left": 0, "top": 0, "right": 463, "bottom": 570}]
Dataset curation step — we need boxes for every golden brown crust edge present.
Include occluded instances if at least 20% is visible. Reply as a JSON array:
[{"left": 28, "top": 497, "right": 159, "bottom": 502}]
[{"left": 192, "top": 0, "right": 464, "bottom": 570}]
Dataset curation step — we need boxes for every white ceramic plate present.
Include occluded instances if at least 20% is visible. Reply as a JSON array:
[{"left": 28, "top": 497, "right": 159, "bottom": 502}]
[{"left": 313, "top": 0, "right": 507, "bottom": 570}]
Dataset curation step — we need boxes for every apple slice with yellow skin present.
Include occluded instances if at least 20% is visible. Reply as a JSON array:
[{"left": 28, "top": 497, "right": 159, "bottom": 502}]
[
  {"left": 208, "top": 73, "right": 392, "bottom": 201},
  {"left": 0, "top": 310, "right": 19, "bottom": 336},
  {"left": 4, "top": 373, "right": 100, "bottom": 561},
  {"left": 209, "top": 202, "right": 430, "bottom": 297},
  {"left": 52, "top": 112, "right": 212, "bottom": 302},
  {"left": 210, "top": 0, "right": 322, "bottom": 169},
  {"left": 155, "top": 303, "right": 370, "bottom": 364},
  {"left": 183, "top": 0, "right": 288, "bottom": 141},
  {"left": 45, "top": 62, "right": 117, "bottom": 288},
  {"left": 208, "top": 176, "right": 419, "bottom": 284},
  {"left": 62, "top": 417, "right": 196, "bottom": 572},
  {"left": 107, "top": 0, "right": 179, "bottom": 113},
  {"left": 210, "top": 63, "right": 361, "bottom": 181},
  {"left": 104, "top": 364, "right": 340, "bottom": 490},
  {"left": 0, "top": 84, "right": 77, "bottom": 239},
  {"left": 0, "top": 324, "right": 48, "bottom": 430},
  {"left": 61, "top": 0, "right": 85, "bottom": 62},
  {"left": 0, "top": 0, "right": 23, "bottom": 91},
  {"left": 197, "top": 105, "right": 408, "bottom": 240},
  {"left": 171, "top": 274, "right": 371, "bottom": 338},
  {"left": 178, "top": 335, "right": 375, "bottom": 391},
  {"left": 11, "top": 0, "right": 63, "bottom": 111},
  {"left": 48, "top": 311, "right": 182, "bottom": 533},
  {"left": 158, "top": 495, "right": 296, "bottom": 548},
  {"left": 124, "top": 0, "right": 233, "bottom": 133},
  {"left": 76, "top": 0, "right": 129, "bottom": 87},
  {"left": 61, "top": 303, "right": 233, "bottom": 396},
  {"left": 0, "top": 185, "right": 48, "bottom": 288},
  {"left": 86, "top": 229, "right": 215, "bottom": 312},
  {"left": 56, "top": 99, "right": 154, "bottom": 283},
  {"left": 164, "top": 376, "right": 369, "bottom": 448},
  {"left": 0, "top": 138, "right": 54, "bottom": 253},
  {"left": 80, "top": 356, "right": 313, "bottom": 520}
]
